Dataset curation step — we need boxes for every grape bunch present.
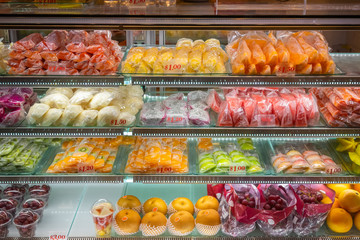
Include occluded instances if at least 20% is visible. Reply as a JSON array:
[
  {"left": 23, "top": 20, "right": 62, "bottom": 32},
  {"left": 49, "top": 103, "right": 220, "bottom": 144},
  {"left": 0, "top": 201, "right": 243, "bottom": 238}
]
[
  {"left": 23, "top": 199, "right": 45, "bottom": 211},
  {"left": 29, "top": 185, "right": 50, "bottom": 196},
  {"left": 263, "top": 194, "right": 287, "bottom": 211},
  {"left": 238, "top": 192, "right": 256, "bottom": 208},
  {"left": 0, "top": 198, "right": 18, "bottom": 216},
  {"left": 296, "top": 185, "right": 323, "bottom": 204}
]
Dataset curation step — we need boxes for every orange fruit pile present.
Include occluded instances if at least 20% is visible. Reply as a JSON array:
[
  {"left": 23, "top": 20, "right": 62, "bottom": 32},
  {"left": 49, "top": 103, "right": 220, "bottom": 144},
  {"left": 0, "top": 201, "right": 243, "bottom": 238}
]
[
  {"left": 226, "top": 31, "right": 335, "bottom": 75},
  {"left": 326, "top": 184, "right": 360, "bottom": 233},
  {"left": 47, "top": 136, "right": 133, "bottom": 173},
  {"left": 125, "top": 137, "right": 189, "bottom": 174}
]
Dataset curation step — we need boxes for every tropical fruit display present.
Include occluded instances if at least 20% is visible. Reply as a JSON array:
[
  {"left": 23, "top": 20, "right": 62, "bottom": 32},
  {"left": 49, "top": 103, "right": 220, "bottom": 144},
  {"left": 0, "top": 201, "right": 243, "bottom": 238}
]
[
  {"left": 140, "top": 91, "right": 211, "bottom": 126},
  {"left": 311, "top": 88, "right": 360, "bottom": 127},
  {"left": 121, "top": 38, "right": 228, "bottom": 74},
  {"left": 124, "top": 137, "right": 189, "bottom": 174},
  {"left": 334, "top": 138, "right": 360, "bottom": 174},
  {"left": 326, "top": 184, "right": 360, "bottom": 233},
  {"left": 197, "top": 138, "right": 264, "bottom": 174},
  {"left": 226, "top": 31, "right": 335, "bottom": 75},
  {"left": 26, "top": 86, "right": 143, "bottom": 127},
  {"left": 208, "top": 87, "right": 319, "bottom": 127},
  {"left": 7, "top": 30, "right": 123, "bottom": 75},
  {"left": 46, "top": 137, "right": 130, "bottom": 173}
]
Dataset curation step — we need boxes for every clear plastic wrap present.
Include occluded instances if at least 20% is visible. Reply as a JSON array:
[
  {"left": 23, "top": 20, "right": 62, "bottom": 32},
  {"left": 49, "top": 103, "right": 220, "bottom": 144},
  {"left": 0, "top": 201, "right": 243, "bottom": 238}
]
[
  {"left": 257, "top": 184, "right": 297, "bottom": 237},
  {"left": 209, "top": 184, "right": 260, "bottom": 237},
  {"left": 227, "top": 31, "right": 336, "bottom": 75},
  {"left": 140, "top": 102, "right": 166, "bottom": 126},
  {"left": 292, "top": 184, "right": 335, "bottom": 236}
]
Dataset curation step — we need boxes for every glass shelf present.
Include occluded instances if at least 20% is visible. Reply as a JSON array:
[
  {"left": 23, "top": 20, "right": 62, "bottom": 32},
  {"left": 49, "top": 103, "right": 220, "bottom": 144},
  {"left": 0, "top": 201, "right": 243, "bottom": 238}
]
[
  {"left": 1, "top": 174, "right": 360, "bottom": 184},
  {"left": 0, "top": 126, "right": 359, "bottom": 138},
  {"left": 0, "top": 127, "right": 125, "bottom": 138},
  {"left": 0, "top": 75, "right": 125, "bottom": 87}
]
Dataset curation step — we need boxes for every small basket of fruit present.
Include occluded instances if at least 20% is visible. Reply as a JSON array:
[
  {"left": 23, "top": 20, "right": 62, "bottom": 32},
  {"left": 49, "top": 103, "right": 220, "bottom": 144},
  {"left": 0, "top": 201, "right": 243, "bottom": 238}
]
[
  {"left": 292, "top": 184, "right": 335, "bottom": 236},
  {"left": 257, "top": 184, "right": 297, "bottom": 237}
]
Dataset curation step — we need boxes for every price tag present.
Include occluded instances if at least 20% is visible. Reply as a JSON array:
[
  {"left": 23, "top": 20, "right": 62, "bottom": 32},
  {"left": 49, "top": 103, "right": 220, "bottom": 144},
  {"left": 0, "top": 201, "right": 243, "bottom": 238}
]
[
  {"left": 325, "top": 166, "right": 342, "bottom": 175},
  {"left": 49, "top": 233, "right": 67, "bottom": 240},
  {"left": 229, "top": 164, "right": 246, "bottom": 175},
  {"left": 128, "top": 0, "right": 146, "bottom": 4},
  {"left": 156, "top": 167, "right": 173, "bottom": 173},
  {"left": 78, "top": 163, "right": 95, "bottom": 173},
  {"left": 166, "top": 116, "right": 183, "bottom": 123},
  {"left": 111, "top": 119, "right": 127, "bottom": 126},
  {"left": 275, "top": 63, "right": 296, "bottom": 77}
]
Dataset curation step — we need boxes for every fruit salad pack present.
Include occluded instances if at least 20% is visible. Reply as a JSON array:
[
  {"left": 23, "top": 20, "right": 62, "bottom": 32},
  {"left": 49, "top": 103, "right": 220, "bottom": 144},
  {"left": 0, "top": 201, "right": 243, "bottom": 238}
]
[
  {"left": 292, "top": 184, "right": 335, "bottom": 236},
  {"left": 257, "top": 184, "right": 297, "bottom": 237},
  {"left": 208, "top": 184, "right": 260, "bottom": 237}
]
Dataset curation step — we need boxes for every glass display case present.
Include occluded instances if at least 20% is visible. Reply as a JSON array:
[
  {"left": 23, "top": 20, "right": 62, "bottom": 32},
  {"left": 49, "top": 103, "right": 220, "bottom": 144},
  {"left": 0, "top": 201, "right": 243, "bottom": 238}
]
[{"left": 0, "top": 0, "right": 360, "bottom": 239}]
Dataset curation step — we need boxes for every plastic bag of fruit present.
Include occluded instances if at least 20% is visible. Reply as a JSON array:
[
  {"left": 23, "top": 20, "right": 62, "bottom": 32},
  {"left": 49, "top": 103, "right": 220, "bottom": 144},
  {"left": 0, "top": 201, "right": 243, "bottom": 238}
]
[
  {"left": 208, "top": 184, "right": 260, "bottom": 237},
  {"left": 292, "top": 184, "right": 335, "bottom": 236},
  {"left": 257, "top": 184, "right": 297, "bottom": 237}
]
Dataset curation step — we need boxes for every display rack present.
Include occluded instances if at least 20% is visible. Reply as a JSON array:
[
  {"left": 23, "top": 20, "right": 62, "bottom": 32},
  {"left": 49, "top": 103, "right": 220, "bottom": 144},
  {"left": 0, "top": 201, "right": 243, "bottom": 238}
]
[{"left": 1, "top": 0, "right": 360, "bottom": 239}]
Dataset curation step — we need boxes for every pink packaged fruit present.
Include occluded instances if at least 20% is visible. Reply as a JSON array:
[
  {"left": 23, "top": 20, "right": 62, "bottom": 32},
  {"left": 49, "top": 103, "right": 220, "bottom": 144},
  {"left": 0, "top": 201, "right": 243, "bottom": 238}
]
[
  {"left": 0, "top": 88, "right": 36, "bottom": 127},
  {"left": 8, "top": 30, "right": 123, "bottom": 75},
  {"left": 140, "top": 91, "right": 211, "bottom": 126},
  {"left": 208, "top": 87, "right": 319, "bottom": 127}
]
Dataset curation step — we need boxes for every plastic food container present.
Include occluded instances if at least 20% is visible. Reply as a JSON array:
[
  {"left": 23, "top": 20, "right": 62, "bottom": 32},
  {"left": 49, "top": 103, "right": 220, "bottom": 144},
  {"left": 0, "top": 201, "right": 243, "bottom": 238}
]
[{"left": 13, "top": 209, "right": 40, "bottom": 238}]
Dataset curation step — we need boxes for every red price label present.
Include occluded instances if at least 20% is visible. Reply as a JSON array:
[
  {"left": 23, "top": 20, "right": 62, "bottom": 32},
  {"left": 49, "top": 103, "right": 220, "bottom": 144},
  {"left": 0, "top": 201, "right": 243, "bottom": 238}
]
[
  {"left": 48, "top": 66, "right": 65, "bottom": 72},
  {"left": 128, "top": 0, "right": 145, "bottom": 4},
  {"left": 49, "top": 234, "right": 66, "bottom": 240},
  {"left": 166, "top": 117, "right": 183, "bottom": 123},
  {"left": 326, "top": 166, "right": 342, "bottom": 175},
  {"left": 157, "top": 167, "right": 173, "bottom": 173},
  {"left": 111, "top": 119, "right": 127, "bottom": 126},
  {"left": 164, "top": 64, "right": 182, "bottom": 71},
  {"left": 276, "top": 63, "right": 296, "bottom": 77},
  {"left": 78, "top": 165, "right": 94, "bottom": 173},
  {"left": 229, "top": 164, "right": 246, "bottom": 175}
]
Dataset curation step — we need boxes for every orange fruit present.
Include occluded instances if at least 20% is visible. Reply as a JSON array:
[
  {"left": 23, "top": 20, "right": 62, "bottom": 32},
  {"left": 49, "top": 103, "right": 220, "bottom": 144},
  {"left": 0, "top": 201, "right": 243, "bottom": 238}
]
[
  {"left": 327, "top": 208, "right": 353, "bottom": 233},
  {"left": 327, "top": 184, "right": 351, "bottom": 198},
  {"left": 354, "top": 211, "right": 360, "bottom": 231},
  {"left": 331, "top": 198, "right": 341, "bottom": 209},
  {"left": 353, "top": 184, "right": 360, "bottom": 192},
  {"left": 339, "top": 189, "right": 360, "bottom": 213}
]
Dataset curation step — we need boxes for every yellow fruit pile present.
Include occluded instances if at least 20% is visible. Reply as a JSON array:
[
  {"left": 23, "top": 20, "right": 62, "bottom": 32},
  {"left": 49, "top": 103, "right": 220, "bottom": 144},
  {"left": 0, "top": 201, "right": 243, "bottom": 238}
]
[
  {"left": 336, "top": 138, "right": 360, "bottom": 174},
  {"left": 47, "top": 136, "right": 135, "bottom": 173},
  {"left": 124, "top": 137, "right": 189, "bottom": 174},
  {"left": 326, "top": 184, "right": 360, "bottom": 233},
  {"left": 122, "top": 38, "right": 228, "bottom": 74}
]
